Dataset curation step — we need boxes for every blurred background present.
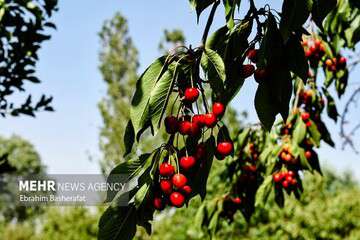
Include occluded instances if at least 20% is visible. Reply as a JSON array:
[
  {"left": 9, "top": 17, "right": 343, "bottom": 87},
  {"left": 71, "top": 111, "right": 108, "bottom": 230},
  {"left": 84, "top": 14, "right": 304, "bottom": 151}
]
[{"left": 0, "top": 1, "right": 359, "bottom": 239}]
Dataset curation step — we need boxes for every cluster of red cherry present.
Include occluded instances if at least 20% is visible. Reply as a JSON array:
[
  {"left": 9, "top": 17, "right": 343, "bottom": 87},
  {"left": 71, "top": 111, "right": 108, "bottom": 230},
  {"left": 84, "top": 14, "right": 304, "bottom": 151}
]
[
  {"left": 303, "top": 38, "right": 326, "bottom": 66},
  {"left": 153, "top": 80, "right": 235, "bottom": 210},
  {"left": 236, "top": 48, "right": 270, "bottom": 83},
  {"left": 273, "top": 170, "right": 298, "bottom": 190},
  {"left": 153, "top": 162, "right": 192, "bottom": 210},
  {"left": 325, "top": 56, "right": 347, "bottom": 72}
]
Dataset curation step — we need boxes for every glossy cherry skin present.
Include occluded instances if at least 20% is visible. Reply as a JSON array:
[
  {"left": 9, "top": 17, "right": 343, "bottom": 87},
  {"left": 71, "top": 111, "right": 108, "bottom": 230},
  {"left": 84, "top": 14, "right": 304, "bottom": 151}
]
[
  {"left": 160, "top": 179, "right": 173, "bottom": 195},
  {"left": 180, "top": 156, "right": 196, "bottom": 171},
  {"left": 212, "top": 102, "right": 225, "bottom": 116},
  {"left": 216, "top": 142, "right": 233, "bottom": 156},
  {"left": 184, "top": 87, "right": 199, "bottom": 103},
  {"left": 170, "top": 192, "right": 185, "bottom": 208},
  {"left": 172, "top": 173, "right": 188, "bottom": 188},
  {"left": 159, "top": 162, "right": 175, "bottom": 177}
]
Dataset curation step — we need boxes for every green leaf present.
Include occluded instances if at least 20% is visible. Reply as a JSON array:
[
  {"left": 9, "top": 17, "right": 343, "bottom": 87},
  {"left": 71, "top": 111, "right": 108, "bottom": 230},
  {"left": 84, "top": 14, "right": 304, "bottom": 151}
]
[
  {"left": 134, "top": 183, "right": 151, "bottom": 209},
  {"left": 308, "top": 121, "right": 321, "bottom": 147},
  {"left": 299, "top": 148, "right": 312, "bottom": 170},
  {"left": 293, "top": 116, "right": 307, "bottom": 144},
  {"left": 105, "top": 153, "right": 152, "bottom": 203},
  {"left": 123, "top": 120, "right": 135, "bottom": 157},
  {"left": 190, "top": 136, "right": 215, "bottom": 200},
  {"left": 255, "top": 83, "right": 278, "bottom": 130},
  {"left": 280, "top": 0, "right": 313, "bottom": 41},
  {"left": 312, "top": 0, "right": 337, "bottom": 30},
  {"left": 255, "top": 175, "right": 273, "bottom": 207},
  {"left": 223, "top": 0, "right": 241, "bottom": 29},
  {"left": 189, "top": 0, "right": 216, "bottom": 21},
  {"left": 236, "top": 128, "right": 250, "bottom": 149},
  {"left": 98, "top": 205, "right": 137, "bottom": 240},
  {"left": 131, "top": 56, "right": 175, "bottom": 140},
  {"left": 322, "top": 87, "right": 338, "bottom": 122},
  {"left": 201, "top": 48, "right": 226, "bottom": 97},
  {"left": 285, "top": 35, "right": 309, "bottom": 82}
]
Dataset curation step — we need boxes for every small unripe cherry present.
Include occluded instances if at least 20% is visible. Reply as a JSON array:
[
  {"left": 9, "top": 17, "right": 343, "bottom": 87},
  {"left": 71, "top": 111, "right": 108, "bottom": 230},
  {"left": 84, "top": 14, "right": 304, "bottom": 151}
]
[
  {"left": 159, "top": 162, "right": 175, "bottom": 177},
  {"left": 180, "top": 156, "right": 196, "bottom": 171},
  {"left": 184, "top": 87, "right": 199, "bottom": 103},
  {"left": 216, "top": 142, "right": 233, "bottom": 156},
  {"left": 301, "top": 112, "right": 310, "bottom": 121},
  {"left": 247, "top": 49, "right": 258, "bottom": 63},
  {"left": 164, "top": 116, "right": 178, "bottom": 134},
  {"left": 179, "top": 121, "right": 192, "bottom": 135},
  {"left": 204, "top": 113, "right": 217, "bottom": 128},
  {"left": 170, "top": 192, "right": 185, "bottom": 208},
  {"left": 172, "top": 173, "right": 187, "bottom": 188},
  {"left": 181, "top": 185, "right": 192, "bottom": 195},
  {"left": 325, "top": 59, "right": 333, "bottom": 67},
  {"left": 153, "top": 197, "right": 165, "bottom": 210},
  {"left": 160, "top": 179, "right": 173, "bottom": 195},
  {"left": 212, "top": 102, "right": 225, "bottom": 116},
  {"left": 305, "top": 150, "right": 312, "bottom": 159}
]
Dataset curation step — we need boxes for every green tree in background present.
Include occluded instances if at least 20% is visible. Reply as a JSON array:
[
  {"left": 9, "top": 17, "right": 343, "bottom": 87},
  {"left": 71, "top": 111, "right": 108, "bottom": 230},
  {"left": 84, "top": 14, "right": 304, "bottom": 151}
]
[
  {"left": 0, "top": 135, "right": 46, "bottom": 222},
  {"left": 98, "top": 13, "right": 139, "bottom": 173}
]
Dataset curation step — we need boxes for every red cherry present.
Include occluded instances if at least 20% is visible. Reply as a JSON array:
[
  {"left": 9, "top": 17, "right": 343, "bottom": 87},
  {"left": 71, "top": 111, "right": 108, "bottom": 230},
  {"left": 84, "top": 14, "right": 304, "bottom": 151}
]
[
  {"left": 314, "top": 39, "right": 321, "bottom": 49},
  {"left": 184, "top": 87, "right": 199, "bottom": 103},
  {"left": 254, "top": 68, "right": 269, "bottom": 83},
  {"left": 273, "top": 173, "right": 282, "bottom": 183},
  {"left": 216, "top": 142, "right": 233, "bottom": 156},
  {"left": 309, "top": 45, "right": 316, "bottom": 53},
  {"left": 164, "top": 116, "right": 178, "bottom": 134},
  {"left": 195, "top": 143, "right": 207, "bottom": 160},
  {"left": 180, "top": 156, "right": 196, "bottom": 171},
  {"left": 170, "top": 192, "right": 185, "bottom": 207},
  {"left": 301, "top": 112, "right": 310, "bottom": 121},
  {"left": 212, "top": 102, "right": 225, "bottom": 116},
  {"left": 159, "top": 162, "right": 175, "bottom": 177},
  {"left": 160, "top": 179, "right": 173, "bottom": 195},
  {"left": 153, "top": 197, "right": 165, "bottom": 210},
  {"left": 181, "top": 185, "right": 192, "bottom": 195},
  {"left": 240, "top": 64, "right": 255, "bottom": 78},
  {"left": 305, "top": 150, "right": 312, "bottom": 159},
  {"left": 287, "top": 171, "right": 295, "bottom": 178},
  {"left": 305, "top": 50, "right": 312, "bottom": 58},
  {"left": 247, "top": 49, "right": 258, "bottom": 63},
  {"left": 179, "top": 121, "right": 192, "bottom": 135},
  {"left": 189, "top": 122, "right": 201, "bottom": 136},
  {"left": 232, "top": 197, "right": 242, "bottom": 204},
  {"left": 204, "top": 113, "right": 217, "bottom": 128},
  {"left": 306, "top": 121, "right": 312, "bottom": 127},
  {"left": 172, "top": 173, "right": 187, "bottom": 188},
  {"left": 282, "top": 180, "right": 289, "bottom": 188},
  {"left": 290, "top": 179, "right": 297, "bottom": 186},
  {"left": 286, "top": 175, "right": 293, "bottom": 182},
  {"left": 338, "top": 57, "right": 347, "bottom": 68},
  {"left": 193, "top": 114, "right": 205, "bottom": 127}
]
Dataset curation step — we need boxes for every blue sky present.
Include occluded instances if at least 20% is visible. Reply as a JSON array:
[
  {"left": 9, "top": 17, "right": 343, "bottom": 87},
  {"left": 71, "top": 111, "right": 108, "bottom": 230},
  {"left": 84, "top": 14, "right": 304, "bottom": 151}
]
[{"left": 0, "top": 1, "right": 359, "bottom": 179}]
